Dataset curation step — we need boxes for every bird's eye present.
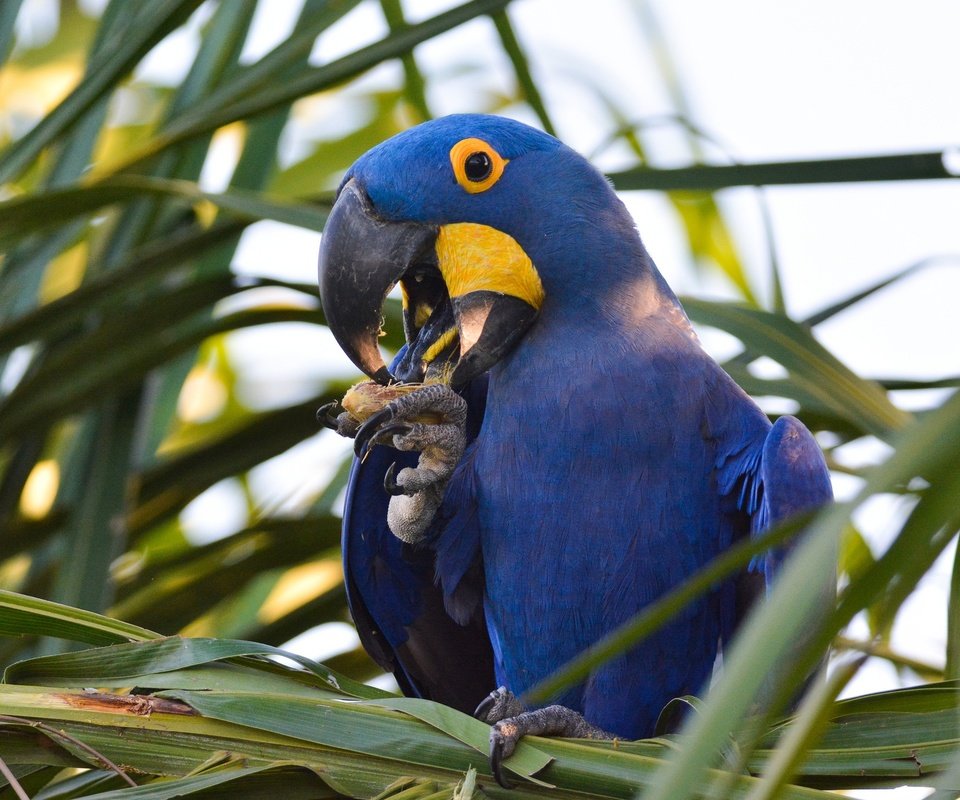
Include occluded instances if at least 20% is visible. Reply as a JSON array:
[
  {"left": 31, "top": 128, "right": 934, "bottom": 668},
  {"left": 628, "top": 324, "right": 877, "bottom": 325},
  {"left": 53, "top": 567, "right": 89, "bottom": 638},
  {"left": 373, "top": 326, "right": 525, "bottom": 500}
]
[
  {"left": 450, "top": 137, "right": 508, "bottom": 194},
  {"left": 464, "top": 152, "right": 492, "bottom": 182}
]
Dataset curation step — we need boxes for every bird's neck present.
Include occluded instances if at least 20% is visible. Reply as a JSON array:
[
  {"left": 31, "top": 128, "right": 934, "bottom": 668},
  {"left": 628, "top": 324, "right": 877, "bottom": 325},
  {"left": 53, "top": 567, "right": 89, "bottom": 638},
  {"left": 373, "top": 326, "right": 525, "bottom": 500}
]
[
  {"left": 529, "top": 240, "right": 697, "bottom": 351},
  {"left": 516, "top": 183, "right": 687, "bottom": 322},
  {"left": 493, "top": 182, "right": 701, "bottom": 388},
  {"left": 489, "top": 265, "right": 699, "bottom": 405}
]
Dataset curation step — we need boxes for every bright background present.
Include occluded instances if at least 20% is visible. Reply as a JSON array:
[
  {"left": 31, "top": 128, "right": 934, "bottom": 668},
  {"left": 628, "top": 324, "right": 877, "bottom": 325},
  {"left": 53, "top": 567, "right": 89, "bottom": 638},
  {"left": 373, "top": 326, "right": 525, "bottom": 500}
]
[{"left": 6, "top": 2, "right": 960, "bottom": 794}]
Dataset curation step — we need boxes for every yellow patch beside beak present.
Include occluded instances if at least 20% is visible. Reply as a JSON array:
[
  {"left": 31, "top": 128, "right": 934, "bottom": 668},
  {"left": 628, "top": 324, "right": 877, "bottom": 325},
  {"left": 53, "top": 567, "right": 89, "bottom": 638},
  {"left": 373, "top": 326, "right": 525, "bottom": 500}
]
[{"left": 435, "top": 223, "right": 544, "bottom": 310}]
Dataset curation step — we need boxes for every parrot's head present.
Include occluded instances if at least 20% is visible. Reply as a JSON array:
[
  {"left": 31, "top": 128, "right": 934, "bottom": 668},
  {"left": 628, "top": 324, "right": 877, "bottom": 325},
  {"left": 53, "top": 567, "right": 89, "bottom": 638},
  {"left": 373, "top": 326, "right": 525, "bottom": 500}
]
[{"left": 319, "top": 114, "right": 644, "bottom": 386}]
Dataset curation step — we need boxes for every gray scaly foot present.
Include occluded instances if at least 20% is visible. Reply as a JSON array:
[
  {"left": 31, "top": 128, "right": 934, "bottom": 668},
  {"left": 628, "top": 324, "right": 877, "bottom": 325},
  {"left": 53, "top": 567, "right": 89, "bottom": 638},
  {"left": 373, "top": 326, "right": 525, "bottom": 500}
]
[{"left": 475, "top": 687, "right": 614, "bottom": 788}]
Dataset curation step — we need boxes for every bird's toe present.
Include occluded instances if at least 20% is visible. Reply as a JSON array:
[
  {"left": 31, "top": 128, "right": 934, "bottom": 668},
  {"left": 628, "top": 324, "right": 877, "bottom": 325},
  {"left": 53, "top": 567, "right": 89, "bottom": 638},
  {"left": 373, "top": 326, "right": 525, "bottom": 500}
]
[
  {"left": 489, "top": 721, "right": 519, "bottom": 789},
  {"left": 475, "top": 686, "right": 525, "bottom": 723}
]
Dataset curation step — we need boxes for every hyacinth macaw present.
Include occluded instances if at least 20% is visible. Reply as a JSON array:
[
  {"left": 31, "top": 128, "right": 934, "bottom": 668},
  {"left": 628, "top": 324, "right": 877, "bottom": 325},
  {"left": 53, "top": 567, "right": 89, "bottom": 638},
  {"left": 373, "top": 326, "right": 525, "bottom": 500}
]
[{"left": 317, "top": 114, "right": 832, "bottom": 782}]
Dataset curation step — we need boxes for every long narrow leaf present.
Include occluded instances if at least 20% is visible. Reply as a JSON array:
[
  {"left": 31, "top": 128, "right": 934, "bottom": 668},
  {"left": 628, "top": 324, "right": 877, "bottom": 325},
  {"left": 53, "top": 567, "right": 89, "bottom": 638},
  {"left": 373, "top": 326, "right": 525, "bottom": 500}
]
[
  {"left": 149, "top": 0, "right": 364, "bottom": 156},
  {"left": 490, "top": 10, "right": 555, "bottom": 136},
  {"left": 167, "top": 690, "right": 553, "bottom": 784},
  {"left": 608, "top": 151, "right": 958, "bottom": 191},
  {"left": 0, "top": 220, "right": 248, "bottom": 355},
  {"left": 379, "top": 0, "right": 431, "bottom": 121},
  {"left": 0, "top": 306, "right": 323, "bottom": 441},
  {"left": 109, "top": 0, "right": 514, "bottom": 173},
  {"left": 606, "top": 683, "right": 960, "bottom": 785},
  {"left": 73, "top": 766, "right": 332, "bottom": 800},
  {"left": 0, "top": 0, "right": 24, "bottom": 67},
  {"left": 683, "top": 298, "right": 911, "bottom": 439},
  {"left": 0, "top": 591, "right": 157, "bottom": 645},
  {"left": 0, "top": 684, "right": 849, "bottom": 800},
  {"left": 744, "top": 659, "right": 864, "bottom": 800},
  {"left": 4, "top": 635, "right": 378, "bottom": 699},
  {"left": 0, "top": 176, "right": 328, "bottom": 244},
  {"left": 802, "top": 255, "right": 958, "bottom": 327},
  {"left": 0, "top": 0, "right": 204, "bottom": 184},
  {"left": 129, "top": 395, "right": 335, "bottom": 536},
  {"left": 48, "top": 393, "right": 139, "bottom": 616},
  {"left": 949, "top": 549, "right": 960, "bottom": 681}
]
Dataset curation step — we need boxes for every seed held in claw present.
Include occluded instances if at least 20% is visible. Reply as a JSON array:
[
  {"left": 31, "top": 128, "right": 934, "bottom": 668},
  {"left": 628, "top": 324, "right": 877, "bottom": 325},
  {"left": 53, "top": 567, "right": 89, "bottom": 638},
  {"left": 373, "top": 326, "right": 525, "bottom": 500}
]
[{"left": 340, "top": 381, "right": 445, "bottom": 424}]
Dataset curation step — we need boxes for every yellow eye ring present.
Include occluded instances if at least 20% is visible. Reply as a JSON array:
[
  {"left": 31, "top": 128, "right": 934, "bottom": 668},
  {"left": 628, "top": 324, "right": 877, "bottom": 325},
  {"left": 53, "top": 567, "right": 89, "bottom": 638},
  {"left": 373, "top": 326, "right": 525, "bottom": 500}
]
[{"left": 450, "top": 137, "right": 508, "bottom": 194}]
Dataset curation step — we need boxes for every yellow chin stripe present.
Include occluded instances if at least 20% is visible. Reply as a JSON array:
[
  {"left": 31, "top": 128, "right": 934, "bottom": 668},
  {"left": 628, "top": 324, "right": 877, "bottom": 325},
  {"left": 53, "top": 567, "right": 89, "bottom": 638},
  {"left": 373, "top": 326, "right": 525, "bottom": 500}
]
[
  {"left": 422, "top": 326, "right": 458, "bottom": 364},
  {"left": 414, "top": 304, "right": 433, "bottom": 328},
  {"left": 435, "top": 223, "right": 545, "bottom": 310},
  {"left": 399, "top": 279, "right": 434, "bottom": 327}
]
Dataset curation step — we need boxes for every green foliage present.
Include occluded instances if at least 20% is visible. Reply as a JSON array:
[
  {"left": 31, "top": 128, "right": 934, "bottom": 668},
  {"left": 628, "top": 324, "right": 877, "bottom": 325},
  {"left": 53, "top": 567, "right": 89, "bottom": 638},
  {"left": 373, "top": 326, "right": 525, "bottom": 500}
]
[
  {"left": 1, "top": 593, "right": 958, "bottom": 798},
  {"left": 0, "top": 1, "right": 957, "bottom": 798}
]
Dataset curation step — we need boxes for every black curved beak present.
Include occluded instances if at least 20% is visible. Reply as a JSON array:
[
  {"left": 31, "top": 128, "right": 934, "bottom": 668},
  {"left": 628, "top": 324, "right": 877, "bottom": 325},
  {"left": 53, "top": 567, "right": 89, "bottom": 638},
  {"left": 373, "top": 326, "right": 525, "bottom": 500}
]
[
  {"left": 319, "top": 179, "right": 542, "bottom": 386},
  {"left": 319, "top": 180, "right": 437, "bottom": 385},
  {"left": 448, "top": 291, "right": 539, "bottom": 386}
]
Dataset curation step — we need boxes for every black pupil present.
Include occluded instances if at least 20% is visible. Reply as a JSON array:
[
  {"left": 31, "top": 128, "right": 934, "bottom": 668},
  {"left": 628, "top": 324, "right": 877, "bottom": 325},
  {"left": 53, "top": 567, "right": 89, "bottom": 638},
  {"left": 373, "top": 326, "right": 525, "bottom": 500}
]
[{"left": 464, "top": 151, "right": 493, "bottom": 182}]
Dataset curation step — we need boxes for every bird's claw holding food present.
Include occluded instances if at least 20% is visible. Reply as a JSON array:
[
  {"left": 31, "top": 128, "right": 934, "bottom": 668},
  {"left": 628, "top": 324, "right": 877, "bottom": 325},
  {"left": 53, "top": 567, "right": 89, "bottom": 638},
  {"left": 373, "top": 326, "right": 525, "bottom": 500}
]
[{"left": 352, "top": 384, "right": 468, "bottom": 543}]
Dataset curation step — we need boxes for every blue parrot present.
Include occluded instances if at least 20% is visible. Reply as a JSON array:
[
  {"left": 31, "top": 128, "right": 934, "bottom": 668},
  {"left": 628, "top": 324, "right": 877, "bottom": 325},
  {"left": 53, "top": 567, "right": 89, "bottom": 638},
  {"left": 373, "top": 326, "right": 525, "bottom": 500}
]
[{"left": 317, "top": 114, "right": 832, "bottom": 781}]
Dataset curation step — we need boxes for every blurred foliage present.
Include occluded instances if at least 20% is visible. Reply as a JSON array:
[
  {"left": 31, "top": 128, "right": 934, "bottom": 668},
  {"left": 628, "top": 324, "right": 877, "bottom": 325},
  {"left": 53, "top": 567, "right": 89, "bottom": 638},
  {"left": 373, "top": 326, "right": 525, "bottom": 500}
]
[{"left": 0, "top": 1, "right": 958, "bottom": 798}]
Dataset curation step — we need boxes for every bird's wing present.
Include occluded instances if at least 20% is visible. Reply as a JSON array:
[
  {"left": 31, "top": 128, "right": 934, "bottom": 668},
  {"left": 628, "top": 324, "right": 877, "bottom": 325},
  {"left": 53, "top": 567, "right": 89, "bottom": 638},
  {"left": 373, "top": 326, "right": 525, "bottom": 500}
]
[
  {"left": 341, "top": 373, "right": 494, "bottom": 713},
  {"left": 751, "top": 415, "right": 834, "bottom": 579},
  {"left": 716, "top": 407, "right": 834, "bottom": 636}
]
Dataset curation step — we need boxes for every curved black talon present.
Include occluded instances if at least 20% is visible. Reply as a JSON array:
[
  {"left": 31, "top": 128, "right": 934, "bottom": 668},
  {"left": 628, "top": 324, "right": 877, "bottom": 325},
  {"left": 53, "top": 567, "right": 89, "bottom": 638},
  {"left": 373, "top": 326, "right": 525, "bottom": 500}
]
[
  {"left": 365, "top": 423, "right": 413, "bottom": 463},
  {"left": 383, "top": 462, "right": 404, "bottom": 495},
  {"left": 354, "top": 406, "right": 397, "bottom": 457},
  {"left": 489, "top": 736, "right": 514, "bottom": 789},
  {"left": 316, "top": 401, "right": 342, "bottom": 429},
  {"left": 373, "top": 422, "right": 413, "bottom": 443},
  {"left": 475, "top": 690, "right": 498, "bottom": 721}
]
